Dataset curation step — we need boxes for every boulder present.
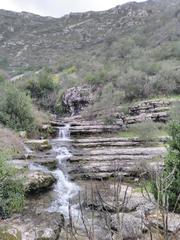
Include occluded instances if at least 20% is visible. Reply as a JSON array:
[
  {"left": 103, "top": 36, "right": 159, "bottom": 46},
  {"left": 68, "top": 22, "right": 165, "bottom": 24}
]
[
  {"left": 83, "top": 184, "right": 155, "bottom": 214},
  {"left": 62, "top": 85, "right": 93, "bottom": 115},
  {"left": 147, "top": 210, "right": 180, "bottom": 238},
  {"left": 111, "top": 213, "right": 147, "bottom": 239},
  {"left": 24, "top": 171, "right": 56, "bottom": 194},
  {"left": 35, "top": 212, "right": 64, "bottom": 240},
  {"left": 2, "top": 213, "right": 64, "bottom": 240}
]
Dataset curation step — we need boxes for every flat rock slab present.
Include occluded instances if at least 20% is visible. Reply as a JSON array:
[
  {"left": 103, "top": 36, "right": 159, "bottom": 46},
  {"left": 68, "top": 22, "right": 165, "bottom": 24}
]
[
  {"left": 10, "top": 158, "right": 57, "bottom": 170},
  {"left": 73, "top": 147, "right": 166, "bottom": 156}
]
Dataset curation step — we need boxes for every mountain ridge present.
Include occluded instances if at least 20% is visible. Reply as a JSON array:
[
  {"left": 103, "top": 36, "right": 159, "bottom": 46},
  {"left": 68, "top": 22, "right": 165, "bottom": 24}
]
[{"left": 0, "top": 0, "right": 180, "bottom": 76}]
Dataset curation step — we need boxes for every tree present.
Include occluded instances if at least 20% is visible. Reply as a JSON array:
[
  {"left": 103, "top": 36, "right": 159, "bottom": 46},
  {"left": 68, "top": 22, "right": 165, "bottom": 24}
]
[
  {"left": 163, "top": 122, "right": 180, "bottom": 212},
  {"left": 0, "top": 84, "right": 34, "bottom": 131}
]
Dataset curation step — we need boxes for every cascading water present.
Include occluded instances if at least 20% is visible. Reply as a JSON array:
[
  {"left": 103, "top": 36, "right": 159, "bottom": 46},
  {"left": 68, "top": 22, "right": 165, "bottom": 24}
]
[
  {"left": 58, "top": 124, "right": 70, "bottom": 140},
  {"left": 47, "top": 124, "right": 80, "bottom": 217}
]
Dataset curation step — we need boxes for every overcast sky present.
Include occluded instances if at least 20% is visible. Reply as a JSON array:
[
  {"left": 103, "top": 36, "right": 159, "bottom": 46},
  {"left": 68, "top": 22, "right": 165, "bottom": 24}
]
[{"left": 0, "top": 0, "right": 145, "bottom": 17}]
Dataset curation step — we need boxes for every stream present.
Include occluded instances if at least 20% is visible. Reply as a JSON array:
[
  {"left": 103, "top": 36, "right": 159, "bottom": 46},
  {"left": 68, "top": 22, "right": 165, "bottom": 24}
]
[{"left": 29, "top": 124, "right": 80, "bottom": 218}]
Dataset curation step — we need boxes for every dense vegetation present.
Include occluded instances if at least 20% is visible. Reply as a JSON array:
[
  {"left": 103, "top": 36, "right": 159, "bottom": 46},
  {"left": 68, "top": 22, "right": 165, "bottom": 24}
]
[
  {"left": 0, "top": 151, "right": 24, "bottom": 218},
  {"left": 151, "top": 119, "right": 180, "bottom": 213},
  {"left": 0, "top": 80, "right": 35, "bottom": 131},
  {"left": 10, "top": 38, "right": 180, "bottom": 119},
  {"left": 164, "top": 122, "right": 180, "bottom": 212}
]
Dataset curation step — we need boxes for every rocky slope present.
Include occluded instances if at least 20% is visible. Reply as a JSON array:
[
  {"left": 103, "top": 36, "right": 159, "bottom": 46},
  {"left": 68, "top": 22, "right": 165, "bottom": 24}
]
[{"left": 0, "top": 0, "right": 180, "bottom": 74}]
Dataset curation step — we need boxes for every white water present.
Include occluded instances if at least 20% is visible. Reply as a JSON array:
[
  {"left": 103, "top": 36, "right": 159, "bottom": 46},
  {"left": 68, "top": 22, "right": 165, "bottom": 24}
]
[
  {"left": 58, "top": 124, "right": 70, "bottom": 140},
  {"left": 47, "top": 124, "right": 80, "bottom": 217}
]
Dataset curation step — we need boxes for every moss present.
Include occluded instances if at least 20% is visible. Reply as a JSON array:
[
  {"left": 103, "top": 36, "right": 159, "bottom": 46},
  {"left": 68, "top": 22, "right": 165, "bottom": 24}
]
[{"left": 0, "top": 226, "right": 22, "bottom": 240}]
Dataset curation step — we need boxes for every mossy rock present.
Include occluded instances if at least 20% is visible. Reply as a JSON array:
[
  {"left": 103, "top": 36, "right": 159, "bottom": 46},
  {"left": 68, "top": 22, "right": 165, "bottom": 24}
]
[{"left": 0, "top": 226, "right": 21, "bottom": 240}]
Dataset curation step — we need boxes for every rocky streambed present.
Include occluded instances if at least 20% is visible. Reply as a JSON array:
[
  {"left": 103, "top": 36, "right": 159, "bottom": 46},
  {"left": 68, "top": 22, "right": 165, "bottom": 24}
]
[{"left": 1, "top": 100, "right": 180, "bottom": 240}]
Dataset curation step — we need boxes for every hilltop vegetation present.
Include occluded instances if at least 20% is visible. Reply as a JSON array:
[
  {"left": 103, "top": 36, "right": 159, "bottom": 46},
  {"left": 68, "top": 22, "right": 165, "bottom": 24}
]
[{"left": 0, "top": 0, "right": 179, "bottom": 120}]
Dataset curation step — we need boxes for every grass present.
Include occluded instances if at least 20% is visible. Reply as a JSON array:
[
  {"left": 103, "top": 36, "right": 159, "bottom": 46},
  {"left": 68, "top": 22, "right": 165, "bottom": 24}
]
[
  {"left": 149, "top": 94, "right": 180, "bottom": 101},
  {"left": 118, "top": 130, "right": 138, "bottom": 138},
  {"left": 117, "top": 128, "right": 168, "bottom": 139},
  {"left": 133, "top": 180, "right": 153, "bottom": 193},
  {"left": 0, "top": 127, "right": 25, "bottom": 155}
]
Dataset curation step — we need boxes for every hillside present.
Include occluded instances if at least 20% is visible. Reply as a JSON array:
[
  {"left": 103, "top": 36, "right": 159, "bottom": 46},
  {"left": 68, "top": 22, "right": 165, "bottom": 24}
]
[
  {"left": 0, "top": 0, "right": 180, "bottom": 76},
  {"left": 0, "top": 1, "right": 180, "bottom": 239}
]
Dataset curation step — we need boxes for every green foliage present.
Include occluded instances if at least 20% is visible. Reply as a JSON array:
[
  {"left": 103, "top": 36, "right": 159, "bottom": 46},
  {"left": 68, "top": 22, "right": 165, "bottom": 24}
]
[
  {"left": 0, "top": 57, "right": 9, "bottom": 69},
  {"left": 114, "top": 37, "right": 135, "bottom": 58},
  {"left": 119, "top": 69, "right": 149, "bottom": 101},
  {"left": 170, "top": 102, "right": 180, "bottom": 122},
  {"left": 0, "top": 75, "right": 4, "bottom": 83},
  {"left": 0, "top": 84, "right": 34, "bottom": 131},
  {"left": 151, "top": 122, "right": 180, "bottom": 213},
  {"left": 129, "top": 120, "right": 160, "bottom": 143},
  {"left": 0, "top": 151, "right": 24, "bottom": 218},
  {"left": 164, "top": 122, "right": 180, "bottom": 212},
  {"left": 26, "top": 70, "right": 56, "bottom": 98},
  {"left": 65, "top": 66, "right": 77, "bottom": 74},
  {"left": 172, "top": 41, "right": 180, "bottom": 59},
  {"left": 85, "top": 70, "right": 107, "bottom": 85},
  {"left": 133, "top": 59, "right": 161, "bottom": 76}
]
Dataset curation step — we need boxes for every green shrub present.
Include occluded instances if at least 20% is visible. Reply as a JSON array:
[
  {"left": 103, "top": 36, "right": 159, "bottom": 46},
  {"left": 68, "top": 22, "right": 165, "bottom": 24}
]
[
  {"left": 164, "top": 122, "right": 180, "bottom": 212},
  {"left": 65, "top": 66, "right": 77, "bottom": 74},
  {"left": 119, "top": 69, "right": 149, "bottom": 101},
  {"left": 152, "top": 44, "right": 174, "bottom": 61},
  {"left": 129, "top": 120, "right": 160, "bottom": 143},
  {"left": 133, "top": 59, "right": 161, "bottom": 76},
  {"left": 85, "top": 70, "right": 107, "bottom": 85},
  {"left": 26, "top": 70, "right": 55, "bottom": 98},
  {"left": 142, "top": 68, "right": 179, "bottom": 97},
  {"left": 0, "top": 57, "right": 9, "bottom": 69},
  {"left": 151, "top": 122, "right": 180, "bottom": 213},
  {"left": 0, "top": 151, "right": 25, "bottom": 218},
  {"left": 0, "top": 84, "right": 34, "bottom": 131},
  {"left": 172, "top": 41, "right": 180, "bottom": 59},
  {"left": 0, "top": 75, "right": 4, "bottom": 83}
]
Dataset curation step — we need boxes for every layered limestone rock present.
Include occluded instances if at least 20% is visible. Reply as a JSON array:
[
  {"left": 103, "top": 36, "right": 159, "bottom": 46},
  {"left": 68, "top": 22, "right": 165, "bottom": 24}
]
[
  {"left": 126, "top": 99, "right": 173, "bottom": 124},
  {"left": 62, "top": 85, "right": 93, "bottom": 115},
  {"left": 69, "top": 145, "right": 166, "bottom": 180}
]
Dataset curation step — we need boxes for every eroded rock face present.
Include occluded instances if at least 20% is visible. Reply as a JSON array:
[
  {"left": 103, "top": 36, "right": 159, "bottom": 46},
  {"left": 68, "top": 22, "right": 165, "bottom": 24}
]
[
  {"left": 62, "top": 85, "right": 93, "bottom": 115},
  {"left": 24, "top": 171, "right": 56, "bottom": 194},
  {"left": 127, "top": 100, "right": 172, "bottom": 124}
]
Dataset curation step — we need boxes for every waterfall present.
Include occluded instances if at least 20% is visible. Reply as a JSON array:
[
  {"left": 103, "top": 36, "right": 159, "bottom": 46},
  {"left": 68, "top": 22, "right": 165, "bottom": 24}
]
[
  {"left": 47, "top": 124, "right": 80, "bottom": 217},
  {"left": 58, "top": 124, "right": 70, "bottom": 140}
]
